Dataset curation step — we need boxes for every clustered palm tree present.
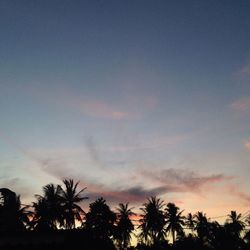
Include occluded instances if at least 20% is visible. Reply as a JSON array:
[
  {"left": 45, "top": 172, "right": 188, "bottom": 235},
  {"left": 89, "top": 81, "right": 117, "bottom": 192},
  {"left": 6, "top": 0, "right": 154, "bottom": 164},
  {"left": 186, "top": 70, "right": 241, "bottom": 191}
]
[
  {"left": 1, "top": 183, "right": 250, "bottom": 250},
  {"left": 31, "top": 179, "right": 88, "bottom": 230}
]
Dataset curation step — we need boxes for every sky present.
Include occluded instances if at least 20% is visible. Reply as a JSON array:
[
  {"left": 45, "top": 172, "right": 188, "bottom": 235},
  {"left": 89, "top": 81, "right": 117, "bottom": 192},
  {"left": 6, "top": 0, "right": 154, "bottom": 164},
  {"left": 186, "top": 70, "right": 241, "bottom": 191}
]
[{"left": 0, "top": 0, "right": 250, "bottom": 220}]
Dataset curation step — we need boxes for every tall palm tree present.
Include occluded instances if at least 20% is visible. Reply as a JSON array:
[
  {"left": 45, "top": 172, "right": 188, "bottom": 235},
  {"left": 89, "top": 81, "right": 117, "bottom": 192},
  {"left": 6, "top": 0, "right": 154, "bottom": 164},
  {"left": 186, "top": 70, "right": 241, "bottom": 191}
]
[
  {"left": 225, "top": 211, "right": 245, "bottom": 238},
  {"left": 165, "top": 202, "right": 185, "bottom": 244},
  {"left": 60, "top": 179, "right": 88, "bottom": 229},
  {"left": 138, "top": 196, "right": 166, "bottom": 245},
  {"left": 32, "top": 183, "right": 63, "bottom": 230},
  {"left": 0, "top": 188, "right": 30, "bottom": 232},
  {"left": 116, "top": 203, "right": 135, "bottom": 250}
]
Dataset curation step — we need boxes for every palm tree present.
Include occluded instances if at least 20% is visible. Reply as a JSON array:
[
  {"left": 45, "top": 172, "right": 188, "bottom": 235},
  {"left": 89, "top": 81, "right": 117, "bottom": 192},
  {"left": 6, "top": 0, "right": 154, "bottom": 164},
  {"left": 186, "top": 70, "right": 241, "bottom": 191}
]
[
  {"left": 11, "top": 194, "right": 31, "bottom": 231},
  {"left": 60, "top": 179, "right": 88, "bottom": 229},
  {"left": 0, "top": 188, "right": 30, "bottom": 232},
  {"left": 165, "top": 202, "right": 185, "bottom": 244},
  {"left": 85, "top": 197, "right": 116, "bottom": 239},
  {"left": 32, "top": 183, "right": 63, "bottom": 230},
  {"left": 138, "top": 196, "right": 166, "bottom": 246},
  {"left": 186, "top": 213, "right": 195, "bottom": 232},
  {"left": 225, "top": 211, "right": 245, "bottom": 238},
  {"left": 194, "top": 212, "right": 209, "bottom": 242},
  {"left": 116, "top": 203, "right": 135, "bottom": 249},
  {"left": 32, "top": 195, "right": 53, "bottom": 231}
]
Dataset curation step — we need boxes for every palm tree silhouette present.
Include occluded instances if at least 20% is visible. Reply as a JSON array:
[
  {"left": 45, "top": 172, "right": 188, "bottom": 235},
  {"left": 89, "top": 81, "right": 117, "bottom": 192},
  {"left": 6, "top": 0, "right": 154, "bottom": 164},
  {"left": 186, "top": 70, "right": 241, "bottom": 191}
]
[
  {"left": 225, "top": 211, "right": 245, "bottom": 238},
  {"left": 32, "top": 195, "right": 52, "bottom": 231},
  {"left": 186, "top": 212, "right": 195, "bottom": 232},
  {"left": 85, "top": 197, "right": 116, "bottom": 239},
  {"left": 31, "top": 183, "right": 63, "bottom": 230},
  {"left": 138, "top": 196, "right": 166, "bottom": 246},
  {"left": 60, "top": 179, "right": 88, "bottom": 229},
  {"left": 165, "top": 202, "right": 185, "bottom": 244},
  {"left": 115, "top": 203, "right": 135, "bottom": 250},
  {"left": 0, "top": 189, "right": 30, "bottom": 232},
  {"left": 194, "top": 211, "right": 210, "bottom": 243}
]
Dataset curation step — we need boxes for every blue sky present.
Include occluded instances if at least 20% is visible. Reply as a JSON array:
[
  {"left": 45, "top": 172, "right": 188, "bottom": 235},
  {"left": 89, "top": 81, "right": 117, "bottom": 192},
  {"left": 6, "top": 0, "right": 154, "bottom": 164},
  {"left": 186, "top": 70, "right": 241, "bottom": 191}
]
[{"left": 0, "top": 0, "right": 250, "bottom": 216}]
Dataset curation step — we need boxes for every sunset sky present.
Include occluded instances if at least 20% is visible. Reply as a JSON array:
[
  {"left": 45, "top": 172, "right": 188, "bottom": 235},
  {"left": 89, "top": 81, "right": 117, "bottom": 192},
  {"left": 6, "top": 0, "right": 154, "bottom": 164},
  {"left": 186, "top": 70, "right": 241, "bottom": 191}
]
[{"left": 0, "top": 0, "right": 250, "bottom": 219}]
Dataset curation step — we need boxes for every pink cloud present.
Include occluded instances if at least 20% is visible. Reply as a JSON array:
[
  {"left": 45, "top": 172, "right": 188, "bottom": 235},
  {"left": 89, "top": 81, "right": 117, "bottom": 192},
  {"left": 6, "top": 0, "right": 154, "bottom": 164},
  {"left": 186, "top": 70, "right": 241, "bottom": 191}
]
[
  {"left": 231, "top": 96, "right": 250, "bottom": 113},
  {"left": 25, "top": 85, "right": 128, "bottom": 120},
  {"left": 73, "top": 98, "right": 128, "bottom": 120},
  {"left": 244, "top": 140, "right": 250, "bottom": 150}
]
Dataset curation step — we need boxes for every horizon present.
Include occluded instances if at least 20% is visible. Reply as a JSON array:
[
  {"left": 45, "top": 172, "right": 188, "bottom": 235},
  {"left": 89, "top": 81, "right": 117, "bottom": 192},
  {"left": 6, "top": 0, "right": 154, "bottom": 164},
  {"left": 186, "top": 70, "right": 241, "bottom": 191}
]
[{"left": 0, "top": 0, "right": 250, "bottom": 221}]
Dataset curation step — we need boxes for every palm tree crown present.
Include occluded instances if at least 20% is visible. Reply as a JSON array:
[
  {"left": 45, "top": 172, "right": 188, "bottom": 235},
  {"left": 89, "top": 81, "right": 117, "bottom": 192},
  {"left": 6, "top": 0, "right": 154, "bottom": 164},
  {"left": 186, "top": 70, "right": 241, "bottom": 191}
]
[
  {"left": 32, "top": 183, "right": 63, "bottom": 230},
  {"left": 165, "top": 202, "right": 185, "bottom": 244},
  {"left": 0, "top": 189, "right": 30, "bottom": 232},
  {"left": 61, "top": 179, "right": 88, "bottom": 229},
  {"left": 225, "top": 211, "right": 245, "bottom": 237},
  {"left": 116, "top": 203, "right": 135, "bottom": 250},
  {"left": 85, "top": 197, "right": 116, "bottom": 239},
  {"left": 138, "top": 196, "right": 166, "bottom": 245}
]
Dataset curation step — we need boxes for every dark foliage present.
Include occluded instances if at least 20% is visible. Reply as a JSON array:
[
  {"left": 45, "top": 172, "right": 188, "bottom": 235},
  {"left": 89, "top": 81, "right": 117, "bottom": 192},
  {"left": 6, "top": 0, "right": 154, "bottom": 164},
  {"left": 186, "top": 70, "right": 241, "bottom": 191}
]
[{"left": 1, "top": 181, "right": 250, "bottom": 250}]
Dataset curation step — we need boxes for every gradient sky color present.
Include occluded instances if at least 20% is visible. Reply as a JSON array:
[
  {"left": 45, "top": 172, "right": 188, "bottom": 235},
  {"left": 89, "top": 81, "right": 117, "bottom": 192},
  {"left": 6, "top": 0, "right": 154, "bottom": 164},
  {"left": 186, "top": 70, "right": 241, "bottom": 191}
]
[{"left": 0, "top": 0, "right": 250, "bottom": 219}]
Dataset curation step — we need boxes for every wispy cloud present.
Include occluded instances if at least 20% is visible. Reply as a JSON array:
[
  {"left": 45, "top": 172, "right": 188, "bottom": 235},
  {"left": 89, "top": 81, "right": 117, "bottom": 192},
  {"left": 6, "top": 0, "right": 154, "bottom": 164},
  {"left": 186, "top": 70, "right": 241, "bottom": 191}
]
[
  {"left": 1, "top": 128, "right": 246, "bottom": 208},
  {"left": 72, "top": 98, "right": 128, "bottom": 120},
  {"left": 74, "top": 167, "right": 235, "bottom": 205},
  {"left": 0, "top": 129, "right": 48, "bottom": 166},
  {"left": 231, "top": 96, "right": 250, "bottom": 113},
  {"left": 85, "top": 185, "right": 164, "bottom": 204},
  {"left": 25, "top": 83, "right": 162, "bottom": 120},
  {"left": 100, "top": 134, "right": 189, "bottom": 153},
  {"left": 139, "top": 168, "right": 233, "bottom": 193},
  {"left": 245, "top": 140, "right": 250, "bottom": 150},
  {"left": 24, "top": 84, "right": 128, "bottom": 120},
  {"left": 83, "top": 136, "right": 106, "bottom": 168}
]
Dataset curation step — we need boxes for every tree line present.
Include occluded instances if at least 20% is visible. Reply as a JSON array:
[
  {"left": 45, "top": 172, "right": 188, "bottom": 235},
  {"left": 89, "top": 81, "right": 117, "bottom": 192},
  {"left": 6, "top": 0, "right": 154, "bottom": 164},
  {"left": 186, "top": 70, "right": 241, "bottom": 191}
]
[{"left": 0, "top": 178, "right": 250, "bottom": 250}]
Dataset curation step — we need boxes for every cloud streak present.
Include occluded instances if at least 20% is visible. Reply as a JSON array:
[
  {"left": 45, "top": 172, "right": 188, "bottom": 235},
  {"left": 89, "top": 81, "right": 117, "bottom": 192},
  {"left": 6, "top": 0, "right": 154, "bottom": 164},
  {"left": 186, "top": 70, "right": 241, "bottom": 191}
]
[
  {"left": 68, "top": 96, "right": 128, "bottom": 120},
  {"left": 139, "top": 168, "right": 233, "bottom": 193},
  {"left": 231, "top": 96, "right": 250, "bottom": 113},
  {"left": 0, "top": 128, "right": 245, "bottom": 208}
]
